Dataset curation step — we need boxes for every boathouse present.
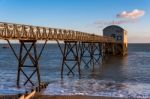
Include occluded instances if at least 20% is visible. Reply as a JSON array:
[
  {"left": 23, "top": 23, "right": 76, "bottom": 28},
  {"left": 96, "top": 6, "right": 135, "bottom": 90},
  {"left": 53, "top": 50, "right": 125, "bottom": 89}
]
[{"left": 103, "top": 25, "right": 128, "bottom": 56}]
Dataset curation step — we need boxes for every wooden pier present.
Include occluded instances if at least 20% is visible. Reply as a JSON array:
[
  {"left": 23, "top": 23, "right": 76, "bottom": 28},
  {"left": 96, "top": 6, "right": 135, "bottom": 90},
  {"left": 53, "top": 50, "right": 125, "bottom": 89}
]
[{"left": 0, "top": 22, "right": 127, "bottom": 92}]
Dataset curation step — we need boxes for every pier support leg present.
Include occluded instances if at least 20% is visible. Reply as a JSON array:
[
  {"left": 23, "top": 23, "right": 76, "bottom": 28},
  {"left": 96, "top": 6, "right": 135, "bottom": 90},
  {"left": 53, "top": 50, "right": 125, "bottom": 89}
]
[
  {"left": 7, "top": 40, "right": 47, "bottom": 88},
  {"left": 103, "top": 43, "right": 110, "bottom": 62},
  {"left": 105, "top": 43, "right": 115, "bottom": 55},
  {"left": 80, "top": 42, "right": 103, "bottom": 71},
  {"left": 90, "top": 43, "right": 103, "bottom": 71},
  {"left": 112, "top": 43, "right": 116, "bottom": 55},
  {"left": 92, "top": 43, "right": 103, "bottom": 65},
  {"left": 80, "top": 42, "right": 91, "bottom": 69},
  {"left": 57, "top": 41, "right": 80, "bottom": 77}
]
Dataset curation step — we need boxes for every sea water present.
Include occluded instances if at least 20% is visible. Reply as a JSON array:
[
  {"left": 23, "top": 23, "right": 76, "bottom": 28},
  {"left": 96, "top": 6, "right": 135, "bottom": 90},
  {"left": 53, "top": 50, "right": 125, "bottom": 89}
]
[{"left": 0, "top": 43, "right": 150, "bottom": 98}]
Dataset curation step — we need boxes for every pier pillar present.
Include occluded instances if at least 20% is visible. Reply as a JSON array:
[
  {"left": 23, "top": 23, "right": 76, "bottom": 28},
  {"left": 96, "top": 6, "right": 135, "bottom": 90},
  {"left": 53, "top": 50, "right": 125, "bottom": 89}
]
[
  {"left": 104, "top": 43, "right": 115, "bottom": 55},
  {"left": 57, "top": 41, "right": 81, "bottom": 77},
  {"left": 80, "top": 42, "right": 91, "bottom": 69},
  {"left": 7, "top": 40, "right": 47, "bottom": 88},
  {"left": 80, "top": 42, "right": 103, "bottom": 71}
]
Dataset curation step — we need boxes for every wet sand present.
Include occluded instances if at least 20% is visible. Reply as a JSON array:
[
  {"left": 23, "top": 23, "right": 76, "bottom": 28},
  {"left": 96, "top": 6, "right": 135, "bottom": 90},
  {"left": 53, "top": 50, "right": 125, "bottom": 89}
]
[
  {"left": 33, "top": 95, "right": 127, "bottom": 99},
  {"left": 0, "top": 93, "right": 140, "bottom": 99},
  {"left": 0, "top": 95, "right": 18, "bottom": 99},
  {"left": 32, "top": 95, "right": 136, "bottom": 99}
]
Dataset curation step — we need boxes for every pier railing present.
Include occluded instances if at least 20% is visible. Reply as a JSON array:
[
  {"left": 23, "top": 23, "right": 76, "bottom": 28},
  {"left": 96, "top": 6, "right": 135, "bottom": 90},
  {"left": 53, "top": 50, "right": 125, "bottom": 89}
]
[{"left": 0, "top": 22, "right": 115, "bottom": 43}]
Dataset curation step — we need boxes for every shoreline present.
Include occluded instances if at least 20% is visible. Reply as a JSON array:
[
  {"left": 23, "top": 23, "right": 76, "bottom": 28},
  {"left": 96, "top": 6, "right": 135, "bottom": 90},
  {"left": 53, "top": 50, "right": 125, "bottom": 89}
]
[
  {"left": 32, "top": 95, "right": 137, "bottom": 99},
  {"left": 0, "top": 94, "right": 144, "bottom": 99}
]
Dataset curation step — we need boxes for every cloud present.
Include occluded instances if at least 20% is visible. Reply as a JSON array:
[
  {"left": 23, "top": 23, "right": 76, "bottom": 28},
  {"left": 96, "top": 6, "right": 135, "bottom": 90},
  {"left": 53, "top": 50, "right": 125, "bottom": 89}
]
[
  {"left": 117, "top": 9, "right": 145, "bottom": 19},
  {"left": 93, "top": 9, "right": 145, "bottom": 28}
]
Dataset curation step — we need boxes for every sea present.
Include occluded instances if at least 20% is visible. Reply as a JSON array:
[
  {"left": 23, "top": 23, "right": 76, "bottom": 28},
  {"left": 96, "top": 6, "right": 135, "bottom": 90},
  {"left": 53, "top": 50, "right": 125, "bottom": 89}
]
[{"left": 0, "top": 43, "right": 150, "bottom": 98}]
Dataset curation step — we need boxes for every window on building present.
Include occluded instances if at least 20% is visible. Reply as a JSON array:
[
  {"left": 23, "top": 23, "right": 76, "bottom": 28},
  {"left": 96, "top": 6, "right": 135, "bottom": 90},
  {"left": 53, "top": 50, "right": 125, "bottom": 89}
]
[
  {"left": 117, "top": 36, "right": 122, "bottom": 40},
  {"left": 111, "top": 34, "right": 116, "bottom": 39}
]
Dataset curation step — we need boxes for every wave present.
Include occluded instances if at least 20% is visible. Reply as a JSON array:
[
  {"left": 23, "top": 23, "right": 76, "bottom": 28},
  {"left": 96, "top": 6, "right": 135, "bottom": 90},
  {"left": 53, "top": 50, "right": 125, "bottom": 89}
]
[{"left": 43, "top": 79, "right": 150, "bottom": 98}]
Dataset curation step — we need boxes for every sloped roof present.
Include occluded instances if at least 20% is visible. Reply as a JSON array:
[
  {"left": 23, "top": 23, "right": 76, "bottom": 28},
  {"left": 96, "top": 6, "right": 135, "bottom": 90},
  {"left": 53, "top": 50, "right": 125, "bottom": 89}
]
[{"left": 103, "top": 25, "right": 124, "bottom": 31}]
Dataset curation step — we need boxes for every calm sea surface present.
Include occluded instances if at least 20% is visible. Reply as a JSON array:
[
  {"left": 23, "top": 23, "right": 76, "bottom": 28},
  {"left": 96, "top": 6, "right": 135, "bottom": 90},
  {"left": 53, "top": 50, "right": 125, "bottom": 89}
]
[{"left": 0, "top": 43, "right": 150, "bottom": 98}]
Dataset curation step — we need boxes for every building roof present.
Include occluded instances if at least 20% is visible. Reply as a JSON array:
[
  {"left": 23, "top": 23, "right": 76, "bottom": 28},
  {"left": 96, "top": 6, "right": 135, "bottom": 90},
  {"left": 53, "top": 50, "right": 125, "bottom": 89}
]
[{"left": 103, "top": 25, "right": 124, "bottom": 31}]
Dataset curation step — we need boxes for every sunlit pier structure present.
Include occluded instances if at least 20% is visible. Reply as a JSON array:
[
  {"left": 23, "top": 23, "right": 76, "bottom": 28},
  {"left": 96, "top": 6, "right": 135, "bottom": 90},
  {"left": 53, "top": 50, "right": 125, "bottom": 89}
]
[{"left": 0, "top": 22, "right": 127, "bottom": 89}]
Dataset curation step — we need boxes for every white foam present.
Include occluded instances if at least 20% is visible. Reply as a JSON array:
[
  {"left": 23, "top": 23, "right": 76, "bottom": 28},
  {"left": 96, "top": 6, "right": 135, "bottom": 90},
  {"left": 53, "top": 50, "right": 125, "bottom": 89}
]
[{"left": 43, "top": 79, "right": 150, "bottom": 98}]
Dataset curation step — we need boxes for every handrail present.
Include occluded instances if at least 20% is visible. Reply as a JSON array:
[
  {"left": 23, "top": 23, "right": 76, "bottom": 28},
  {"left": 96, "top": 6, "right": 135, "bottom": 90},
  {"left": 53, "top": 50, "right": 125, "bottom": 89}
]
[{"left": 0, "top": 22, "right": 115, "bottom": 43}]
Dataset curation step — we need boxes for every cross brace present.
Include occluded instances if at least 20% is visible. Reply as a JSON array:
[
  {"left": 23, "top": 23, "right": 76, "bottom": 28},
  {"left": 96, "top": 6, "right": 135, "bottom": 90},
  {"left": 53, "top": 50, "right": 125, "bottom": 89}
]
[
  {"left": 7, "top": 39, "right": 47, "bottom": 88},
  {"left": 80, "top": 42, "right": 103, "bottom": 71},
  {"left": 57, "top": 41, "right": 81, "bottom": 77}
]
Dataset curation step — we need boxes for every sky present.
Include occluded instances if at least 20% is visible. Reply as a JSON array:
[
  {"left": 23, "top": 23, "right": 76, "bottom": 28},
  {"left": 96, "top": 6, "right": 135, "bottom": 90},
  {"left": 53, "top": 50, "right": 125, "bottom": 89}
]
[{"left": 0, "top": 0, "right": 150, "bottom": 43}]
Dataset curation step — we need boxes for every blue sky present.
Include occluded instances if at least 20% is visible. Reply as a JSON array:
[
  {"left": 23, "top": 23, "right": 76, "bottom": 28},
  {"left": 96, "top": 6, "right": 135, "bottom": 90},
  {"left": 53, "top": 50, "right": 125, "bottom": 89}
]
[{"left": 0, "top": 0, "right": 149, "bottom": 43}]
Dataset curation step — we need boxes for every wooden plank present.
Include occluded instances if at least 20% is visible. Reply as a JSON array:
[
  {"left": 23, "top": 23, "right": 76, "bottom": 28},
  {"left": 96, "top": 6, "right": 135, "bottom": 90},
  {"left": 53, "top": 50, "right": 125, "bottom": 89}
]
[
  {"left": 19, "top": 91, "right": 36, "bottom": 99},
  {"left": 19, "top": 95, "right": 24, "bottom": 99},
  {"left": 24, "top": 91, "right": 36, "bottom": 99}
]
